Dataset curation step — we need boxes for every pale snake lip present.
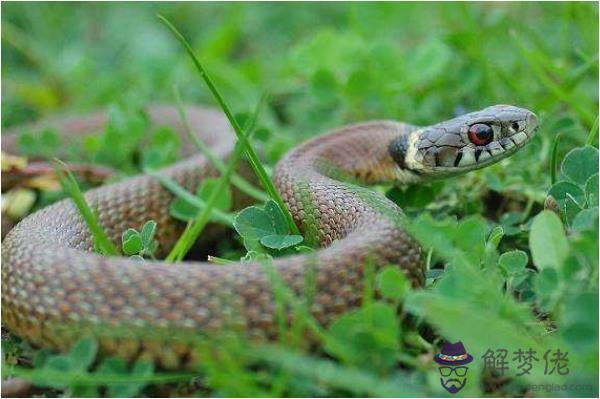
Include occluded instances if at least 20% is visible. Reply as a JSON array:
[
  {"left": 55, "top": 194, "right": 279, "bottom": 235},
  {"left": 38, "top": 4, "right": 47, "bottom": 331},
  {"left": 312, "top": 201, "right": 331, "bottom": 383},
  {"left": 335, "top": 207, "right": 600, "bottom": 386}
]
[{"left": 452, "top": 122, "right": 537, "bottom": 169}]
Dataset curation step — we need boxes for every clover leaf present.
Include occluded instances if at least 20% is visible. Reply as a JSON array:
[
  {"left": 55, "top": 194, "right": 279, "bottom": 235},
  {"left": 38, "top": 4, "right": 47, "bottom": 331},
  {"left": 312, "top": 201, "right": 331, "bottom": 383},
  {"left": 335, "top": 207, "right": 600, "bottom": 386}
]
[
  {"left": 121, "top": 220, "right": 158, "bottom": 259},
  {"left": 234, "top": 200, "right": 304, "bottom": 251}
]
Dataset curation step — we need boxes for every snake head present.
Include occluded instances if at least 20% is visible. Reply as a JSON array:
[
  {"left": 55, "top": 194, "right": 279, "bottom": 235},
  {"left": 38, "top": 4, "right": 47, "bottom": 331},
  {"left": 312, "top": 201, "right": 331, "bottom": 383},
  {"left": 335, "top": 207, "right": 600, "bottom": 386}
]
[{"left": 391, "top": 105, "right": 538, "bottom": 178}]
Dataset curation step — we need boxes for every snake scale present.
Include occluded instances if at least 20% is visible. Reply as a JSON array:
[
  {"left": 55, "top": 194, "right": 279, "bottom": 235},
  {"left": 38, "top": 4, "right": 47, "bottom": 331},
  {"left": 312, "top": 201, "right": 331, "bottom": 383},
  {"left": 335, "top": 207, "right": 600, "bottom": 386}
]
[{"left": 2, "top": 104, "right": 537, "bottom": 368}]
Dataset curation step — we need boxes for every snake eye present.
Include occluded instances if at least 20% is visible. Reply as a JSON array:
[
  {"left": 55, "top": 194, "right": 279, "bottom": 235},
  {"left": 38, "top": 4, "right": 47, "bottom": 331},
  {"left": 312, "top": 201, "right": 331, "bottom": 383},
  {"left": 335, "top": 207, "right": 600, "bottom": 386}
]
[{"left": 468, "top": 123, "right": 494, "bottom": 146}]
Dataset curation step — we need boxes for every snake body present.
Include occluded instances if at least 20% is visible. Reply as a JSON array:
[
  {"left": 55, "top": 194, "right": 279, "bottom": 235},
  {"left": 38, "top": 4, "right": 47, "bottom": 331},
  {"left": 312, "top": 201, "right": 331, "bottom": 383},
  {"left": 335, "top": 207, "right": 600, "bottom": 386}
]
[{"left": 2, "top": 104, "right": 537, "bottom": 367}]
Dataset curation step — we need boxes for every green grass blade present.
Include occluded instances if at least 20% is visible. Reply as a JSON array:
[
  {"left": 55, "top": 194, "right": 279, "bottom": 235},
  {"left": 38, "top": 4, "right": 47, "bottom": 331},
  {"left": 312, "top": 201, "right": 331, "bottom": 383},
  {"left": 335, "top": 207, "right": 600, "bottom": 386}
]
[
  {"left": 207, "top": 255, "right": 236, "bottom": 265},
  {"left": 165, "top": 94, "right": 265, "bottom": 262},
  {"left": 249, "top": 345, "right": 425, "bottom": 397},
  {"left": 172, "top": 86, "right": 270, "bottom": 203},
  {"left": 146, "top": 170, "right": 234, "bottom": 226},
  {"left": 3, "top": 364, "right": 196, "bottom": 387},
  {"left": 54, "top": 160, "right": 119, "bottom": 256},
  {"left": 158, "top": 14, "right": 300, "bottom": 236}
]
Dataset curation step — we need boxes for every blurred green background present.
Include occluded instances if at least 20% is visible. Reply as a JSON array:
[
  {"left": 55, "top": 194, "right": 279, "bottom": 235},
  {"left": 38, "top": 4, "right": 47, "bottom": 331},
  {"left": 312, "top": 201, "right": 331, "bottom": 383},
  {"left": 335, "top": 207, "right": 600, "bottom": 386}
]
[{"left": 2, "top": 2, "right": 597, "bottom": 131}]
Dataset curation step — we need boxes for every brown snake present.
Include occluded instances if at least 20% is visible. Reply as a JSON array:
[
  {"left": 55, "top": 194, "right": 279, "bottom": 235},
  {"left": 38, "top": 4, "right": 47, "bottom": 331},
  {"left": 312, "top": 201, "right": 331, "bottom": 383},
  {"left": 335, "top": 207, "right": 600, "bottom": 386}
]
[{"left": 1, "top": 104, "right": 537, "bottom": 368}]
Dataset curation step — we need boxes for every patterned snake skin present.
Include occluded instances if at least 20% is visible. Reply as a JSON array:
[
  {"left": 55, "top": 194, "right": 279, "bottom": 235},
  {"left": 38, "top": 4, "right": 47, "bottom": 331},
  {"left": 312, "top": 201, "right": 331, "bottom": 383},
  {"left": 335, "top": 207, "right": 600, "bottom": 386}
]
[{"left": 1, "top": 104, "right": 537, "bottom": 368}]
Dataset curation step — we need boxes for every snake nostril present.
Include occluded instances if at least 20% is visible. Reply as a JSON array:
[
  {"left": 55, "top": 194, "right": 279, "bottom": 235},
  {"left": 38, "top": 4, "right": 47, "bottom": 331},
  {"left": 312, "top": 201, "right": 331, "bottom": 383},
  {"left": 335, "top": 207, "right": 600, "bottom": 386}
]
[{"left": 511, "top": 122, "right": 519, "bottom": 132}]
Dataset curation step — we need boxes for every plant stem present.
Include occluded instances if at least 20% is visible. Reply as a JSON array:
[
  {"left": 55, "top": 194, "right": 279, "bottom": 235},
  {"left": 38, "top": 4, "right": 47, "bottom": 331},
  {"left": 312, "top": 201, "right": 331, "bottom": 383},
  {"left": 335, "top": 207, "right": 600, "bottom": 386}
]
[
  {"left": 172, "top": 86, "right": 270, "bottom": 203},
  {"left": 165, "top": 94, "right": 265, "bottom": 262},
  {"left": 158, "top": 14, "right": 300, "bottom": 236},
  {"left": 147, "top": 170, "right": 234, "bottom": 226},
  {"left": 207, "top": 255, "right": 236, "bottom": 265}
]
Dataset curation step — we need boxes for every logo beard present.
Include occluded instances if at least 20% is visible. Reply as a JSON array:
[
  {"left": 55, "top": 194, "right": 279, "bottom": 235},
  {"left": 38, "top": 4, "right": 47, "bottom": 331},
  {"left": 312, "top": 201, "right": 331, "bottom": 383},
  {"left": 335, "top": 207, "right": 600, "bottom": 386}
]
[{"left": 441, "top": 378, "right": 467, "bottom": 394}]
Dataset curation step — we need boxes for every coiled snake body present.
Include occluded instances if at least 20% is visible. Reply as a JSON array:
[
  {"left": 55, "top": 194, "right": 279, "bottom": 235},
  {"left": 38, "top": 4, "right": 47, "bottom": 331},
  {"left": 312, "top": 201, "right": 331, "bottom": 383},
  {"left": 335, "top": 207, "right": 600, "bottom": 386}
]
[{"left": 2, "top": 104, "right": 537, "bottom": 367}]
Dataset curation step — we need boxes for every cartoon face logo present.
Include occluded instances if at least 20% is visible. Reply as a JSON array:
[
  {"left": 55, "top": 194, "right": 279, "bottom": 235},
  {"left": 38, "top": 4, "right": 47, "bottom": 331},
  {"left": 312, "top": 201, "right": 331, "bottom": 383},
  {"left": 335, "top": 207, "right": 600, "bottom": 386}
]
[{"left": 433, "top": 341, "right": 473, "bottom": 394}]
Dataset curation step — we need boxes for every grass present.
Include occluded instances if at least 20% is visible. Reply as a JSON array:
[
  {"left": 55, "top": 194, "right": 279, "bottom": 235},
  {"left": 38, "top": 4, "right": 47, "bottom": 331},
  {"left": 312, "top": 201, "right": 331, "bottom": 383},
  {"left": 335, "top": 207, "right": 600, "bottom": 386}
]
[
  {"left": 171, "top": 85, "right": 270, "bottom": 203},
  {"left": 165, "top": 92, "right": 265, "bottom": 262},
  {"left": 157, "top": 14, "right": 300, "bottom": 238},
  {"left": 53, "top": 160, "right": 119, "bottom": 256},
  {"left": 1, "top": 2, "right": 598, "bottom": 397}
]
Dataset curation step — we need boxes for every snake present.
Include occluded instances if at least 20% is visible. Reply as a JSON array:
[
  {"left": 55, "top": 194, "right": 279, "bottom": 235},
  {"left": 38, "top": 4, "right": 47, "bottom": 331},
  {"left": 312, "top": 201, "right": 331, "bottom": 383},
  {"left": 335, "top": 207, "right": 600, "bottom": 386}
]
[{"left": 1, "top": 104, "right": 538, "bottom": 368}]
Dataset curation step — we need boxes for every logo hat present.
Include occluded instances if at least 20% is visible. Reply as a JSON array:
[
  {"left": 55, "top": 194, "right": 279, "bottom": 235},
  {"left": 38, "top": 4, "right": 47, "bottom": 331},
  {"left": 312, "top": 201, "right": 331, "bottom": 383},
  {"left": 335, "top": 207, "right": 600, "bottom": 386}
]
[{"left": 433, "top": 341, "right": 473, "bottom": 366}]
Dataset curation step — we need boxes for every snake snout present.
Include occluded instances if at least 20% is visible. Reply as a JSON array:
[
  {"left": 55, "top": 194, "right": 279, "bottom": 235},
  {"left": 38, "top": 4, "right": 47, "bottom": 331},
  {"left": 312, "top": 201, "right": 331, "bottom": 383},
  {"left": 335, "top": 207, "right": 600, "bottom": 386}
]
[{"left": 526, "top": 112, "right": 539, "bottom": 135}]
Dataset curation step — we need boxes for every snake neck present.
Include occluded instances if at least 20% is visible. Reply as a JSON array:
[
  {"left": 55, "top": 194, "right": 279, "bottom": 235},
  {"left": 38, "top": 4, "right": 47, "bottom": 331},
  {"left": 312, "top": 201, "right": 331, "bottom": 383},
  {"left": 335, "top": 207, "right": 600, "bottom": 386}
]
[
  {"left": 276, "top": 120, "right": 422, "bottom": 188},
  {"left": 273, "top": 120, "right": 422, "bottom": 247}
]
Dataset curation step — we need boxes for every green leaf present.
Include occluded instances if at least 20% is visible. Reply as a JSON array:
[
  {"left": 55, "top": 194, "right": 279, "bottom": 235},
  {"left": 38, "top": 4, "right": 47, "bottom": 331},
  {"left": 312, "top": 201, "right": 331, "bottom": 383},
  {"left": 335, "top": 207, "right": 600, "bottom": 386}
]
[
  {"left": 97, "top": 357, "right": 154, "bottom": 397},
  {"left": 234, "top": 200, "right": 295, "bottom": 251},
  {"left": 406, "top": 214, "right": 461, "bottom": 261},
  {"left": 68, "top": 337, "right": 98, "bottom": 371},
  {"left": 39, "top": 355, "right": 72, "bottom": 388},
  {"left": 562, "top": 323, "right": 598, "bottom": 354},
  {"left": 325, "top": 303, "right": 400, "bottom": 373},
  {"left": 40, "top": 129, "right": 61, "bottom": 149},
  {"left": 122, "top": 229, "right": 143, "bottom": 256},
  {"left": 141, "top": 127, "right": 181, "bottom": 170},
  {"left": 560, "top": 292, "right": 598, "bottom": 353},
  {"left": 140, "top": 220, "right": 157, "bottom": 247},
  {"left": 260, "top": 234, "right": 303, "bottom": 250},
  {"left": 98, "top": 357, "right": 130, "bottom": 395},
  {"left": 585, "top": 173, "right": 598, "bottom": 207},
  {"left": 169, "top": 196, "right": 200, "bottom": 222},
  {"left": 234, "top": 206, "right": 277, "bottom": 241},
  {"left": 44, "top": 355, "right": 72, "bottom": 372},
  {"left": 69, "top": 384, "right": 99, "bottom": 397},
  {"left": 563, "top": 193, "right": 585, "bottom": 224},
  {"left": 120, "top": 361, "right": 155, "bottom": 397},
  {"left": 264, "top": 200, "right": 289, "bottom": 235},
  {"left": 198, "top": 178, "right": 232, "bottom": 212},
  {"left": 498, "top": 212, "right": 524, "bottom": 236},
  {"left": 548, "top": 181, "right": 586, "bottom": 208},
  {"left": 571, "top": 207, "right": 599, "bottom": 232},
  {"left": 533, "top": 268, "right": 559, "bottom": 309},
  {"left": 386, "top": 183, "right": 444, "bottom": 209},
  {"left": 17, "top": 129, "right": 61, "bottom": 158},
  {"left": 499, "top": 250, "right": 528, "bottom": 274},
  {"left": 16, "top": 132, "right": 38, "bottom": 156},
  {"left": 454, "top": 215, "right": 487, "bottom": 259},
  {"left": 529, "top": 211, "right": 569, "bottom": 270},
  {"left": 547, "top": 181, "right": 586, "bottom": 224},
  {"left": 560, "top": 145, "right": 599, "bottom": 185},
  {"left": 376, "top": 266, "right": 410, "bottom": 301},
  {"left": 487, "top": 225, "right": 505, "bottom": 247},
  {"left": 32, "top": 349, "right": 52, "bottom": 368}
]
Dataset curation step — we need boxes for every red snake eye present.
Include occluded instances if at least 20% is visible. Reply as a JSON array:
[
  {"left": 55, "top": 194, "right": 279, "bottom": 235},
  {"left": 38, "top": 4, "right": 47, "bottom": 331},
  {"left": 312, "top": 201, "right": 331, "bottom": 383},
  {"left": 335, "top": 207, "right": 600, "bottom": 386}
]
[{"left": 468, "top": 123, "right": 494, "bottom": 146}]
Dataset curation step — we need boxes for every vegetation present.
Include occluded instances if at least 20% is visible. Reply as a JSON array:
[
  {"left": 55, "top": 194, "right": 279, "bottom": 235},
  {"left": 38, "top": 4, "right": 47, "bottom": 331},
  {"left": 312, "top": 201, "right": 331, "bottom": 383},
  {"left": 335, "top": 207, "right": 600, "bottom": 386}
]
[{"left": 1, "top": 2, "right": 598, "bottom": 397}]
